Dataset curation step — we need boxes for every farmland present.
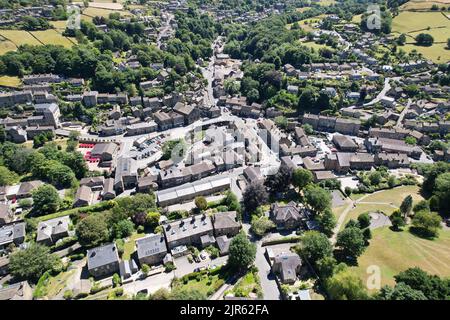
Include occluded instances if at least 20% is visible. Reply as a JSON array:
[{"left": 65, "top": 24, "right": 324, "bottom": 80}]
[
  {"left": 0, "top": 29, "right": 77, "bottom": 54},
  {"left": 391, "top": 11, "right": 450, "bottom": 62}
]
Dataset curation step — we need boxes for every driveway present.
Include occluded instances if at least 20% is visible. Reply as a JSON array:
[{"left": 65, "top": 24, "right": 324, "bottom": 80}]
[{"left": 123, "top": 271, "right": 174, "bottom": 296}]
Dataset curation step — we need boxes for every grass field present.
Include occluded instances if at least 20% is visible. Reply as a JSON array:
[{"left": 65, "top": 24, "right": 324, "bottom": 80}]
[
  {"left": 0, "top": 75, "right": 21, "bottom": 87},
  {"left": 50, "top": 20, "right": 69, "bottom": 30},
  {"left": 81, "top": 6, "right": 133, "bottom": 21},
  {"left": 300, "top": 40, "right": 333, "bottom": 51},
  {"left": 31, "top": 29, "right": 76, "bottom": 48},
  {"left": 392, "top": 11, "right": 450, "bottom": 62},
  {"left": 0, "top": 29, "right": 76, "bottom": 53},
  {"left": 351, "top": 14, "right": 362, "bottom": 24},
  {"left": 350, "top": 226, "right": 450, "bottom": 290},
  {"left": 400, "top": 0, "right": 450, "bottom": 11},
  {"left": 287, "top": 14, "right": 330, "bottom": 31},
  {"left": 341, "top": 186, "right": 424, "bottom": 228},
  {"left": 0, "top": 30, "right": 41, "bottom": 46}
]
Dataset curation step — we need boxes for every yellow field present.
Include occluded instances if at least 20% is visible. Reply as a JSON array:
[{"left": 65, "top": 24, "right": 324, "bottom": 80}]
[
  {"left": 0, "top": 38, "right": 17, "bottom": 55},
  {"left": 350, "top": 227, "right": 450, "bottom": 290},
  {"left": 50, "top": 20, "right": 69, "bottom": 30},
  {"left": 0, "top": 76, "right": 21, "bottom": 87},
  {"left": 392, "top": 11, "right": 450, "bottom": 33},
  {"left": 31, "top": 29, "right": 76, "bottom": 48},
  {"left": 392, "top": 11, "right": 450, "bottom": 63},
  {"left": 352, "top": 14, "right": 362, "bottom": 24},
  {"left": 400, "top": 0, "right": 450, "bottom": 11},
  {"left": 81, "top": 6, "right": 133, "bottom": 20},
  {"left": 0, "top": 30, "right": 41, "bottom": 46},
  {"left": 287, "top": 14, "right": 330, "bottom": 31},
  {"left": 300, "top": 40, "right": 334, "bottom": 51}
]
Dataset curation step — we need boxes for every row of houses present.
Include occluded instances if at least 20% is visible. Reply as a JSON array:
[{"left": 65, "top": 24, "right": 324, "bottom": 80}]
[
  {"left": 87, "top": 210, "right": 241, "bottom": 277},
  {"left": 301, "top": 114, "right": 360, "bottom": 135}
]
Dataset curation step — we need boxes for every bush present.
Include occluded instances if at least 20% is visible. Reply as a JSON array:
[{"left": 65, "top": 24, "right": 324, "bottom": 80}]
[
  {"left": 141, "top": 264, "right": 150, "bottom": 276},
  {"left": 357, "top": 213, "right": 370, "bottom": 229},
  {"left": 205, "top": 245, "right": 220, "bottom": 259},
  {"left": 112, "top": 273, "right": 121, "bottom": 287},
  {"left": 63, "top": 290, "right": 73, "bottom": 300}
]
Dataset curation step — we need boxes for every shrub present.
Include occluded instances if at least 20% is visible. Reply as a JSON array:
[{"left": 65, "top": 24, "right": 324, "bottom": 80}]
[{"left": 63, "top": 290, "right": 73, "bottom": 300}]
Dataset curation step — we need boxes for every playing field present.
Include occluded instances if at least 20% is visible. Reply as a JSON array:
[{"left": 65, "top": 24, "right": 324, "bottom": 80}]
[
  {"left": 0, "top": 29, "right": 76, "bottom": 53},
  {"left": 392, "top": 11, "right": 450, "bottom": 63},
  {"left": 350, "top": 226, "right": 450, "bottom": 290}
]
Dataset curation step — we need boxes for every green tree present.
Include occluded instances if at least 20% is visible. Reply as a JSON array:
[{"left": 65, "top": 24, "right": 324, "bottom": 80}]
[
  {"left": 76, "top": 214, "right": 110, "bottom": 247},
  {"left": 112, "top": 219, "right": 134, "bottom": 239},
  {"left": 194, "top": 196, "right": 207, "bottom": 211},
  {"left": 336, "top": 227, "right": 366, "bottom": 260},
  {"left": 390, "top": 209, "right": 406, "bottom": 231},
  {"left": 227, "top": 231, "right": 256, "bottom": 271},
  {"left": 292, "top": 168, "right": 313, "bottom": 191},
  {"left": 400, "top": 195, "right": 413, "bottom": 217},
  {"left": 298, "top": 231, "right": 333, "bottom": 265},
  {"left": 9, "top": 244, "right": 60, "bottom": 282},
  {"left": 415, "top": 33, "right": 434, "bottom": 46},
  {"left": 434, "top": 172, "right": 450, "bottom": 213},
  {"left": 304, "top": 184, "right": 332, "bottom": 213},
  {"left": 316, "top": 256, "right": 338, "bottom": 279},
  {"left": 325, "top": 268, "right": 368, "bottom": 300},
  {"left": 377, "top": 282, "right": 427, "bottom": 300},
  {"left": 316, "top": 208, "right": 337, "bottom": 237},
  {"left": 32, "top": 184, "right": 61, "bottom": 215},
  {"left": 357, "top": 213, "right": 370, "bottom": 229},
  {"left": 242, "top": 181, "right": 268, "bottom": 213},
  {"left": 397, "top": 33, "right": 406, "bottom": 45},
  {"left": 146, "top": 211, "right": 161, "bottom": 227},
  {"left": 0, "top": 165, "right": 19, "bottom": 185},
  {"left": 250, "top": 215, "right": 275, "bottom": 237},
  {"left": 411, "top": 211, "right": 442, "bottom": 238},
  {"left": 394, "top": 267, "right": 449, "bottom": 300},
  {"left": 405, "top": 136, "right": 417, "bottom": 145}
]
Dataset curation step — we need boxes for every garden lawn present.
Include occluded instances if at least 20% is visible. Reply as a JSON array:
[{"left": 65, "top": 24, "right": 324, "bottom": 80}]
[
  {"left": 172, "top": 267, "right": 230, "bottom": 298},
  {"left": 122, "top": 232, "right": 146, "bottom": 260},
  {"left": 230, "top": 269, "right": 262, "bottom": 298},
  {"left": 350, "top": 226, "right": 450, "bottom": 291}
]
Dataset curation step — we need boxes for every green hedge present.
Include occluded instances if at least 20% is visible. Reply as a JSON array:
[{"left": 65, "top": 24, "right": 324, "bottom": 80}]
[{"left": 262, "top": 235, "right": 302, "bottom": 246}]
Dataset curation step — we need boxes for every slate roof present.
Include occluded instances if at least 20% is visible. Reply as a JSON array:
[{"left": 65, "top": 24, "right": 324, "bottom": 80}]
[
  {"left": 87, "top": 243, "right": 119, "bottom": 270},
  {"left": 136, "top": 234, "right": 167, "bottom": 260}
]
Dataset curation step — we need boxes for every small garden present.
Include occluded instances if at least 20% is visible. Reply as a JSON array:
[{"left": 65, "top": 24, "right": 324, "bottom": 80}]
[
  {"left": 225, "top": 266, "right": 263, "bottom": 298},
  {"left": 170, "top": 266, "right": 232, "bottom": 298}
]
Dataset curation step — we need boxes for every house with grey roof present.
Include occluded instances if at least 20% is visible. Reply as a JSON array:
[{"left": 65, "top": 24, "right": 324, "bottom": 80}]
[
  {"left": 135, "top": 233, "right": 168, "bottom": 266},
  {"left": 216, "top": 235, "right": 231, "bottom": 255},
  {"left": 102, "top": 178, "right": 116, "bottom": 200},
  {"left": 0, "top": 222, "right": 25, "bottom": 249},
  {"left": 114, "top": 156, "right": 138, "bottom": 193},
  {"left": 212, "top": 211, "right": 241, "bottom": 237},
  {"left": 87, "top": 243, "right": 120, "bottom": 278},
  {"left": 270, "top": 202, "right": 304, "bottom": 230},
  {"left": 0, "top": 281, "right": 33, "bottom": 300},
  {"left": 73, "top": 185, "right": 93, "bottom": 208},
  {"left": 163, "top": 213, "right": 214, "bottom": 249},
  {"left": 272, "top": 252, "right": 302, "bottom": 284},
  {"left": 36, "top": 216, "right": 70, "bottom": 246},
  {"left": 0, "top": 204, "right": 12, "bottom": 226}
]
